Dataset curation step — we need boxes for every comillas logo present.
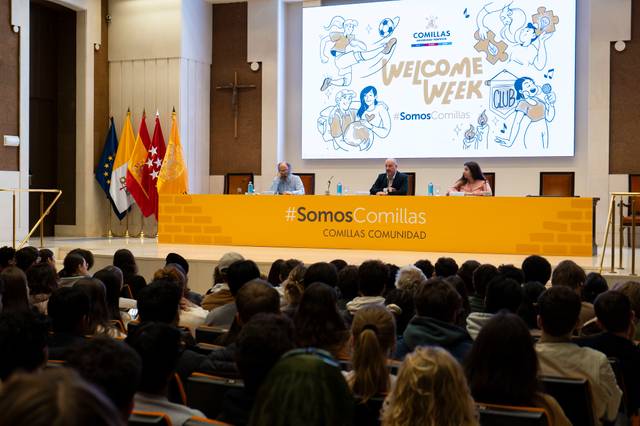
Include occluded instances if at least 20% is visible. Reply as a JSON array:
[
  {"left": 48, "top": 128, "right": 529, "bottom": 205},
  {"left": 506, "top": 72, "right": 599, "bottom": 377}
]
[
  {"left": 413, "top": 30, "right": 451, "bottom": 39},
  {"left": 399, "top": 112, "right": 432, "bottom": 121},
  {"left": 294, "top": 207, "right": 426, "bottom": 225}
]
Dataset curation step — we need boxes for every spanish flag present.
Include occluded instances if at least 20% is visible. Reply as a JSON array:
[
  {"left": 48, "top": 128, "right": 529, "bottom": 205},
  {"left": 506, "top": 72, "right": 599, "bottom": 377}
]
[
  {"left": 109, "top": 111, "right": 135, "bottom": 214},
  {"left": 126, "top": 112, "right": 153, "bottom": 216},
  {"left": 157, "top": 111, "right": 188, "bottom": 195}
]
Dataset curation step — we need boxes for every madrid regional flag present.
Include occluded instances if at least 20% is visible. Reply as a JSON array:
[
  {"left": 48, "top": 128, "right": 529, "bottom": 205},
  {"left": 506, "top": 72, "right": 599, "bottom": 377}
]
[{"left": 109, "top": 111, "right": 135, "bottom": 214}]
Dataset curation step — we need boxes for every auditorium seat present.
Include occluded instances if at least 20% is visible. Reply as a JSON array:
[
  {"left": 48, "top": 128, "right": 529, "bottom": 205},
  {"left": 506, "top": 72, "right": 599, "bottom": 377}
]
[
  {"left": 168, "top": 373, "right": 187, "bottom": 406},
  {"left": 129, "top": 411, "right": 172, "bottom": 426},
  {"left": 540, "top": 376, "right": 595, "bottom": 426},
  {"left": 224, "top": 173, "right": 254, "bottom": 194},
  {"left": 185, "top": 417, "right": 232, "bottom": 426},
  {"left": 111, "top": 319, "right": 126, "bottom": 334},
  {"left": 354, "top": 395, "right": 385, "bottom": 426},
  {"left": 297, "top": 173, "right": 316, "bottom": 195},
  {"left": 539, "top": 172, "right": 575, "bottom": 197},
  {"left": 184, "top": 372, "right": 244, "bottom": 419},
  {"left": 195, "top": 325, "right": 229, "bottom": 344},
  {"left": 484, "top": 172, "right": 495, "bottom": 196},
  {"left": 405, "top": 172, "right": 416, "bottom": 195},
  {"left": 476, "top": 403, "right": 548, "bottom": 426}
]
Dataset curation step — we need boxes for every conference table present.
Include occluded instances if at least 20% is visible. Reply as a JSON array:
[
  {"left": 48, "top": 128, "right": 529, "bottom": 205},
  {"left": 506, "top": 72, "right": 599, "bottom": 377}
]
[{"left": 158, "top": 194, "right": 595, "bottom": 257}]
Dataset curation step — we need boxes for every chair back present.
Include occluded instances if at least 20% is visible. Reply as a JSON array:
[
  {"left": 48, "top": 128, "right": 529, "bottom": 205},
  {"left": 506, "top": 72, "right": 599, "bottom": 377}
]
[
  {"left": 224, "top": 173, "right": 254, "bottom": 194},
  {"left": 168, "top": 373, "right": 187, "bottom": 406},
  {"left": 539, "top": 172, "right": 575, "bottom": 197},
  {"left": 484, "top": 172, "right": 496, "bottom": 196},
  {"left": 128, "top": 411, "right": 172, "bottom": 426},
  {"left": 297, "top": 173, "right": 316, "bottom": 195},
  {"left": 540, "top": 376, "right": 595, "bottom": 426},
  {"left": 185, "top": 417, "right": 232, "bottom": 426},
  {"left": 195, "top": 326, "right": 229, "bottom": 344},
  {"left": 184, "top": 373, "right": 244, "bottom": 419},
  {"left": 476, "top": 403, "right": 548, "bottom": 426},
  {"left": 405, "top": 172, "right": 416, "bottom": 195},
  {"left": 608, "top": 357, "right": 628, "bottom": 415},
  {"left": 629, "top": 175, "right": 640, "bottom": 215},
  {"left": 354, "top": 396, "right": 385, "bottom": 426}
]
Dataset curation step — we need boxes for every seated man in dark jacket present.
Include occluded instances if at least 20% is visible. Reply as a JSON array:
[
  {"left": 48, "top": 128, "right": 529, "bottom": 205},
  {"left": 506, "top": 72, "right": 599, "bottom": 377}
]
[
  {"left": 47, "top": 287, "right": 90, "bottom": 360},
  {"left": 369, "top": 158, "right": 408, "bottom": 195},
  {"left": 577, "top": 290, "right": 640, "bottom": 415},
  {"left": 396, "top": 278, "right": 472, "bottom": 362}
]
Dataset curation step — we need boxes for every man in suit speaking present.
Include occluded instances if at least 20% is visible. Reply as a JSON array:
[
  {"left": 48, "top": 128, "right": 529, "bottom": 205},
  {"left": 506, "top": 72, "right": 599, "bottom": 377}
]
[{"left": 369, "top": 158, "right": 408, "bottom": 196}]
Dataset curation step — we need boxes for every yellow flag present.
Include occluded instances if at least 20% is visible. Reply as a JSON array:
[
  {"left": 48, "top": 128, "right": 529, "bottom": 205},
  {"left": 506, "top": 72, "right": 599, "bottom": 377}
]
[
  {"left": 109, "top": 111, "right": 135, "bottom": 213},
  {"left": 158, "top": 111, "right": 188, "bottom": 194}
]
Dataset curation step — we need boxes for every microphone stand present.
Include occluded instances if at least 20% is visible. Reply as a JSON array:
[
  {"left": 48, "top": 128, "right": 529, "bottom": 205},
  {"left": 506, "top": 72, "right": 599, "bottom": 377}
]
[{"left": 325, "top": 176, "right": 334, "bottom": 195}]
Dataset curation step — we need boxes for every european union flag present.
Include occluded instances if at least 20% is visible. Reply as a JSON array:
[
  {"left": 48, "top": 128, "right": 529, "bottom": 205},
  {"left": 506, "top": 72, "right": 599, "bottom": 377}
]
[{"left": 95, "top": 117, "right": 126, "bottom": 220}]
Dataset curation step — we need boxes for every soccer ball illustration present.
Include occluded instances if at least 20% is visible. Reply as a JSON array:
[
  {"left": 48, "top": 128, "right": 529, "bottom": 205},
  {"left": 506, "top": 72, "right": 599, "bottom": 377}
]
[{"left": 378, "top": 18, "right": 397, "bottom": 38}]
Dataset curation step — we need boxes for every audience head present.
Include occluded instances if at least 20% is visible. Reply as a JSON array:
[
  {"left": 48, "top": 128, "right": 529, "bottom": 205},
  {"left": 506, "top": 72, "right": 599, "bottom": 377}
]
[
  {"left": 267, "top": 259, "right": 285, "bottom": 285},
  {"left": 227, "top": 260, "right": 261, "bottom": 296},
  {"left": 384, "top": 288, "right": 415, "bottom": 336},
  {"left": 235, "top": 313, "right": 294, "bottom": 393},
  {"left": 517, "top": 281, "right": 546, "bottom": 329},
  {"left": 612, "top": 281, "right": 640, "bottom": 324},
  {"left": 62, "top": 253, "right": 88, "bottom": 277},
  {"left": 137, "top": 280, "right": 182, "bottom": 325},
  {"left": 0, "top": 246, "right": 16, "bottom": 270},
  {"left": 236, "top": 279, "right": 280, "bottom": 324},
  {"left": 26, "top": 262, "right": 58, "bottom": 296},
  {"left": 14, "top": 246, "right": 39, "bottom": 272},
  {"left": 336, "top": 265, "right": 359, "bottom": 302},
  {"left": 0, "top": 311, "right": 48, "bottom": 381},
  {"left": 485, "top": 276, "right": 523, "bottom": 314},
  {"left": 68, "top": 248, "right": 94, "bottom": 271},
  {"left": 382, "top": 346, "right": 476, "bottom": 426},
  {"left": 283, "top": 264, "right": 307, "bottom": 307},
  {"left": 48, "top": 286, "right": 90, "bottom": 334},
  {"left": 0, "top": 266, "right": 30, "bottom": 313},
  {"left": 330, "top": 259, "right": 348, "bottom": 272},
  {"left": 414, "top": 278, "right": 461, "bottom": 324},
  {"left": 249, "top": 349, "right": 354, "bottom": 426},
  {"left": 153, "top": 265, "right": 187, "bottom": 295},
  {"left": 93, "top": 266, "right": 124, "bottom": 321},
  {"left": 67, "top": 337, "right": 142, "bottom": 420},
  {"left": 112, "top": 249, "right": 138, "bottom": 277},
  {"left": 73, "top": 278, "right": 111, "bottom": 335},
  {"left": 395, "top": 265, "right": 426, "bottom": 296},
  {"left": 472, "top": 264, "right": 499, "bottom": 298},
  {"left": 350, "top": 306, "right": 396, "bottom": 401},
  {"left": 445, "top": 275, "right": 471, "bottom": 324},
  {"left": 38, "top": 248, "right": 55, "bottom": 266},
  {"left": 434, "top": 257, "right": 458, "bottom": 278},
  {"left": 594, "top": 291, "right": 633, "bottom": 335},
  {"left": 304, "top": 262, "right": 338, "bottom": 289},
  {"left": 358, "top": 260, "right": 388, "bottom": 297},
  {"left": 522, "top": 255, "right": 552, "bottom": 284},
  {"left": 537, "top": 286, "right": 581, "bottom": 337},
  {"left": 465, "top": 312, "right": 538, "bottom": 406},
  {"left": 583, "top": 272, "right": 609, "bottom": 304},
  {"left": 552, "top": 260, "right": 586, "bottom": 291},
  {"left": 0, "top": 368, "right": 122, "bottom": 426},
  {"left": 126, "top": 322, "right": 183, "bottom": 395},
  {"left": 457, "top": 260, "right": 480, "bottom": 295},
  {"left": 414, "top": 259, "right": 434, "bottom": 278},
  {"left": 165, "top": 252, "right": 188, "bottom": 275},
  {"left": 497, "top": 264, "right": 525, "bottom": 284},
  {"left": 386, "top": 263, "right": 399, "bottom": 291},
  {"left": 279, "top": 258, "right": 303, "bottom": 282},
  {"left": 216, "top": 251, "right": 245, "bottom": 282}
]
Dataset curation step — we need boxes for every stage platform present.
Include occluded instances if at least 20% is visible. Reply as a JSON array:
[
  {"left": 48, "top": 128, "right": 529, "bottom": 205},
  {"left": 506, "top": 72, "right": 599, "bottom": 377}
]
[{"left": 10, "top": 237, "right": 638, "bottom": 295}]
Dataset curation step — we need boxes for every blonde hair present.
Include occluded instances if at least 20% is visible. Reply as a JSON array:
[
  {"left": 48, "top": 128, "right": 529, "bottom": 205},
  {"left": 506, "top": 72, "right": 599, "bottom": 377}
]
[
  {"left": 284, "top": 264, "right": 306, "bottom": 306},
  {"left": 395, "top": 265, "right": 426, "bottom": 296},
  {"left": 381, "top": 347, "right": 478, "bottom": 426},
  {"left": 350, "top": 306, "right": 396, "bottom": 402}
]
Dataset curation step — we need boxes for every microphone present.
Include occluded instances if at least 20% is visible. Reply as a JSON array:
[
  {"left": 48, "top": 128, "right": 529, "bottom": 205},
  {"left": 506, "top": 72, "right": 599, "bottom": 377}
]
[
  {"left": 325, "top": 176, "right": 334, "bottom": 195},
  {"left": 541, "top": 83, "right": 552, "bottom": 94}
]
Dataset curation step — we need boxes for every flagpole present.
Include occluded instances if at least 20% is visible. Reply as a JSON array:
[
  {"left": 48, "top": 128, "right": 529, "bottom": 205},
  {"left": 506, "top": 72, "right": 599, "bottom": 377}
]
[
  {"left": 107, "top": 207, "right": 113, "bottom": 238},
  {"left": 124, "top": 212, "right": 130, "bottom": 238},
  {"left": 139, "top": 210, "right": 145, "bottom": 239}
]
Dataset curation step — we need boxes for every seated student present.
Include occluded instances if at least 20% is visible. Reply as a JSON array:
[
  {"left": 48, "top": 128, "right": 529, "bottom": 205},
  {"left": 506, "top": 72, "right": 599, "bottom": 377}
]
[
  {"left": 58, "top": 252, "right": 90, "bottom": 287},
  {"left": 346, "top": 306, "right": 396, "bottom": 402},
  {"left": 294, "top": 282, "right": 349, "bottom": 359},
  {"left": 165, "top": 252, "right": 202, "bottom": 306},
  {"left": 205, "top": 260, "right": 261, "bottom": 328},
  {"left": 577, "top": 291, "right": 640, "bottom": 415},
  {"left": 38, "top": 248, "right": 55, "bottom": 267},
  {"left": 203, "top": 253, "right": 237, "bottom": 310},
  {"left": 154, "top": 265, "right": 207, "bottom": 335},
  {"left": 522, "top": 255, "right": 552, "bottom": 285},
  {"left": 384, "top": 288, "right": 414, "bottom": 350},
  {"left": 267, "top": 258, "right": 285, "bottom": 286},
  {"left": 517, "top": 281, "right": 546, "bottom": 333},
  {"left": 434, "top": 257, "right": 459, "bottom": 278},
  {"left": 0, "top": 266, "right": 31, "bottom": 313},
  {"left": 467, "top": 275, "right": 522, "bottom": 339},
  {"left": 47, "top": 286, "right": 91, "bottom": 360},
  {"left": 218, "top": 313, "right": 295, "bottom": 426},
  {"left": 198, "top": 279, "right": 281, "bottom": 377},
  {"left": 113, "top": 248, "right": 146, "bottom": 299},
  {"left": 347, "top": 260, "right": 388, "bottom": 316},
  {"left": 457, "top": 260, "right": 480, "bottom": 298},
  {"left": 282, "top": 264, "right": 307, "bottom": 318},
  {"left": 14, "top": 246, "right": 39, "bottom": 272},
  {"left": 248, "top": 348, "right": 354, "bottom": 426},
  {"left": 0, "top": 368, "right": 122, "bottom": 426},
  {"left": 26, "top": 262, "right": 58, "bottom": 314},
  {"left": 382, "top": 346, "right": 478, "bottom": 426},
  {"left": 465, "top": 312, "right": 570, "bottom": 426},
  {"left": 551, "top": 260, "right": 594, "bottom": 329},
  {"left": 93, "top": 266, "right": 130, "bottom": 325},
  {"left": 498, "top": 264, "right": 526, "bottom": 284},
  {"left": 0, "top": 246, "right": 16, "bottom": 272},
  {"left": 336, "top": 265, "right": 358, "bottom": 311},
  {"left": 66, "top": 337, "right": 142, "bottom": 422},
  {"left": 304, "top": 262, "right": 338, "bottom": 289},
  {"left": 445, "top": 275, "right": 472, "bottom": 327},
  {"left": 612, "top": 281, "right": 640, "bottom": 341},
  {"left": 74, "top": 278, "right": 125, "bottom": 339},
  {"left": 583, "top": 272, "right": 609, "bottom": 305},
  {"left": 330, "top": 259, "right": 348, "bottom": 273},
  {"left": 469, "top": 264, "right": 498, "bottom": 313},
  {"left": 536, "top": 286, "right": 622, "bottom": 426},
  {"left": 398, "top": 278, "right": 472, "bottom": 362},
  {"left": 126, "top": 323, "right": 206, "bottom": 426},
  {"left": 446, "top": 161, "right": 492, "bottom": 196},
  {"left": 0, "top": 311, "right": 48, "bottom": 381},
  {"left": 414, "top": 259, "right": 434, "bottom": 279},
  {"left": 394, "top": 265, "right": 426, "bottom": 296}
]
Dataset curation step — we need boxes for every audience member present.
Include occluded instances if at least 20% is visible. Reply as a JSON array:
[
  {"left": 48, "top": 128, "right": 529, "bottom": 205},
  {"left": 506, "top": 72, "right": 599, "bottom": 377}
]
[
  {"left": 47, "top": 286, "right": 90, "bottom": 359},
  {"left": 282, "top": 264, "right": 307, "bottom": 317},
  {"left": 414, "top": 259, "right": 434, "bottom": 278},
  {"left": 93, "top": 266, "right": 126, "bottom": 323},
  {"left": 0, "top": 246, "right": 16, "bottom": 271},
  {"left": 394, "top": 264, "right": 426, "bottom": 296},
  {"left": 154, "top": 265, "right": 207, "bottom": 334},
  {"left": 165, "top": 252, "right": 202, "bottom": 305},
  {"left": 137, "top": 280, "right": 181, "bottom": 325},
  {"left": 218, "top": 313, "right": 294, "bottom": 426},
  {"left": 330, "top": 258, "right": 348, "bottom": 273},
  {"left": 469, "top": 263, "right": 498, "bottom": 313},
  {"left": 465, "top": 312, "right": 570, "bottom": 425},
  {"left": 58, "top": 252, "right": 89, "bottom": 286},
  {"left": 26, "top": 262, "right": 58, "bottom": 314},
  {"left": 536, "top": 286, "right": 622, "bottom": 425},
  {"left": 0, "top": 266, "right": 30, "bottom": 313},
  {"left": 386, "top": 263, "right": 399, "bottom": 292},
  {"left": 0, "top": 311, "right": 48, "bottom": 381},
  {"left": 278, "top": 258, "right": 303, "bottom": 283},
  {"left": 583, "top": 272, "right": 609, "bottom": 304},
  {"left": 399, "top": 278, "right": 472, "bottom": 362},
  {"left": 457, "top": 259, "right": 480, "bottom": 296},
  {"left": 202, "top": 251, "right": 244, "bottom": 310},
  {"left": 0, "top": 368, "right": 123, "bottom": 426},
  {"left": 497, "top": 264, "right": 525, "bottom": 284},
  {"left": 113, "top": 249, "right": 146, "bottom": 299},
  {"left": 522, "top": 255, "right": 552, "bottom": 285},
  {"left": 74, "top": 278, "right": 124, "bottom": 338},
  {"left": 336, "top": 265, "right": 359, "bottom": 310},
  {"left": 67, "top": 337, "right": 142, "bottom": 421},
  {"left": 612, "top": 280, "right": 640, "bottom": 340},
  {"left": 267, "top": 258, "right": 285, "bottom": 286},
  {"left": 381, "top": 346, "right": 477, "bottom": 426},
  {"left": 38, "top": 248, "right": 55, "bottom": 266},
  {"left": 304, "top": 262, "right": 338, "bottom": 288},
  {"left": 517, "top": 281, "right": 546, "bottom": 332},
  {"left": 248, "top": 349, "right": 354, "bottom": 426},
  {"left": 205, "top": 259, "right": 260, "bottom": 327},
  {"left": 445, "top": 274, "right": 471, "bottom": 326},
  {"left": 68, "top": 248, "right": 95, "bottom": 271},
  {"left": 126, "top": 323, "right": 205, "bottom": 425},
  {"left": 14, "top": 246, "right": 39, "bottom": 272},
  {"left": 577, "top": 291, "right": 640, "bottom": 414},
  {"left": 552, "top": 260, "right": 593, "bottom": 328},
  {"left": 348, "top": 260, "right": 388, "bottom": 315},
  {"left": 467, "top": 275, "right": 522, "bottom": 339},
  {"left": 294, "top": 282, "right": 349, "bottom": 358},
  {"left": 434, "top": 257, "right": 458, "bottom": 278},
  {"left": 384, "top": 288, "right": 414, "bottom": 345}
]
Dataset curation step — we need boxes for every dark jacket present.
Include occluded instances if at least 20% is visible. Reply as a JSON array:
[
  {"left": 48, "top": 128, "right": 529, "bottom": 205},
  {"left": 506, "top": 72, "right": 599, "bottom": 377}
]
[
  {"left": 369, "top": 172, "right": 409, "bottom": 195},
  {"left": 196, "top": 343, "right": 239, "bottom": 378},
  {"left": 397, "top": 316, "right": 473, "bottom": 363}
]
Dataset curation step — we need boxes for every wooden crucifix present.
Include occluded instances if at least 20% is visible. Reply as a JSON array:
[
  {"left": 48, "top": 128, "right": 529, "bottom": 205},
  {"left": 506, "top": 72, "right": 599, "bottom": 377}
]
[{"left": 215, "top": 71, "right": 256, "bottom": 138}]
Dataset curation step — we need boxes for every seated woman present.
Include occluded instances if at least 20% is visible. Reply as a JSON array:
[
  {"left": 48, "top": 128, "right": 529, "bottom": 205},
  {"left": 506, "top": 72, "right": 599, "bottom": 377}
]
[
  {"left": 464, "top": 312, "right": 570, "bottom": 425},
  {"left": 447, "top": 161, "right": 492, "bottom": 196}
]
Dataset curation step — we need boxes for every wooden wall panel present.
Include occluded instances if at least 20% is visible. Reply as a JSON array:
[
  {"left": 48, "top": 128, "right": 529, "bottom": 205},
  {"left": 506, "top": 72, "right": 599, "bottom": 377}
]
[
  {"left": 93, "top": 0, "right": 109, "bottom": 166},
  {"left": 210, "top": 2, "right": 262, "bottom": 176},
  {"left": 610, "top": 3, "right": 640, "bottom": 174},
  {"left": 0, "top": 0, "right": 20, "bottom": 171}
]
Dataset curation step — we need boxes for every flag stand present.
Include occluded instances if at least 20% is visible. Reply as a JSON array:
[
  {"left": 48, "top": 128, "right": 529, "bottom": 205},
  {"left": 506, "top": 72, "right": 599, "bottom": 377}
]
[
  {"left": 107, "top": 208, "right": 113, "bottom": 238},
  {"left": 124, "top": 214, "right": 130, "bottom": 238},
  {"left": 139, "top": 211, "right": 145, "bottom": 239}
]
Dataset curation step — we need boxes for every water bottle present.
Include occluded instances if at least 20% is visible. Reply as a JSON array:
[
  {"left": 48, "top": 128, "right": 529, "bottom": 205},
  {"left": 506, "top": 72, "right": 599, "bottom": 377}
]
[
  {"left": 336, "top": 182, "right": 343, "bottom": 195},
  {"left": 247, "top": 181, "right": 254, "bottom": 194},
  {"left": 427, "top": 182, "right": 434, "bottom": 196}
]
